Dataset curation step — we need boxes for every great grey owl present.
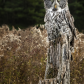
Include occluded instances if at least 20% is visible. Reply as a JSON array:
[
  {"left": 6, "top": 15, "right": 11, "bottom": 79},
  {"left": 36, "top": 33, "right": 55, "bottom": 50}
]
[{"left": 44, "top": 0, "right": 76, "bottom": 82}]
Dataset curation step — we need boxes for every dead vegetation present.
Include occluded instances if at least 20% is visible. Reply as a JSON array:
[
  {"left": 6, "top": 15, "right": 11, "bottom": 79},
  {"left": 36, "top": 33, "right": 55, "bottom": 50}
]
[
  {"left": 70, "top": 28, "right": 84, "bottom": 84},
  {"left": 0, "top": 24, "right": 48, "bottom": 84}
]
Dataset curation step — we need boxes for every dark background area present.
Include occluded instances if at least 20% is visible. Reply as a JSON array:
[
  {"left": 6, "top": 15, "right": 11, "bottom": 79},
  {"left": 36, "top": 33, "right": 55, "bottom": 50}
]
[{"left": 0, "top": 0, "right": 84, "bottom": 32}]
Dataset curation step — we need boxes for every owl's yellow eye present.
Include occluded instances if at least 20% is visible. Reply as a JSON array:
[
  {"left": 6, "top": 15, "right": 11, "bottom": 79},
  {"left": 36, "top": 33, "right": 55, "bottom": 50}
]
[
  {"left": 51, "top": 0, "right": 54, "bottom": 2},
  {"left": 57, "top": 0, "right": 60, "bottom": 2}
]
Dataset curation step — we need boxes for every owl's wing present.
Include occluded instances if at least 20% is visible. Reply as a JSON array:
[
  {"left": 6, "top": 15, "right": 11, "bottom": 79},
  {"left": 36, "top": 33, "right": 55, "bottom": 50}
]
[
  {"left": 65, "top": 10, "right": 76, "bottom": 38},
  {"left": 65, "top": 10, "right": 77, "bottom": 47}
]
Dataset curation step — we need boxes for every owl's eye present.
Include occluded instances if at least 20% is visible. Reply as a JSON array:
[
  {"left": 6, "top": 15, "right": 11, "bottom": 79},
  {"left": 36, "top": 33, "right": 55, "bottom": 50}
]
[
  {"left": 51, "top": 0, "right": 54, "bottom": 2},
  {"left": 57, "top": 0, "right": 60, "bottom": 2}
]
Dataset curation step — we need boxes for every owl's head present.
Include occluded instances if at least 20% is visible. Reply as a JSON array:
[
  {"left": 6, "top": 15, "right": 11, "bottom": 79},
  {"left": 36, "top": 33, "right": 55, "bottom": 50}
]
[{"left": 44, "top": 0, "right": 68, "bottom": 10}]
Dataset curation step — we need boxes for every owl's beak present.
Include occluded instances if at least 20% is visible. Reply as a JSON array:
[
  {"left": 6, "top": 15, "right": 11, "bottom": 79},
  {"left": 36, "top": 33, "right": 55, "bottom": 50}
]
[{"left": 54, "top": 4, "right": 57, "bottom": 9}]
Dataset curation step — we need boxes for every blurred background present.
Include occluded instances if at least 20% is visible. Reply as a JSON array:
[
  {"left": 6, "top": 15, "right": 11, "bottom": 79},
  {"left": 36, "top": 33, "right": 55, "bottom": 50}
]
[{"left": 0, "top": 0, "right": 84, "bottom": 32}]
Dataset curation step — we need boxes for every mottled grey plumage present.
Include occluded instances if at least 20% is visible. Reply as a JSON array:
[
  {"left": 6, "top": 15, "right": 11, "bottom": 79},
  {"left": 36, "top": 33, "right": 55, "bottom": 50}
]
[{"left": 43, "top": 0, "right": 76, "bottom": 84}]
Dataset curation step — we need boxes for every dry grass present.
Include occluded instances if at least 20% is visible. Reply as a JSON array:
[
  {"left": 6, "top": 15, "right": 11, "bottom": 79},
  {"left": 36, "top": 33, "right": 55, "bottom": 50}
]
[{"left": 0, "top": 24, "right": 48, "bottom": 84}]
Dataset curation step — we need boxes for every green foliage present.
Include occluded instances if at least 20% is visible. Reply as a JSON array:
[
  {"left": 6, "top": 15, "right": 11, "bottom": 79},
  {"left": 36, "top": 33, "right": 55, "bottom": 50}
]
[
  {"left": 0, "top": 0, "right": 45, "bottom": 28},
  {"left": 69, "top": 0, "right": 84, "bottom": 32}
]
